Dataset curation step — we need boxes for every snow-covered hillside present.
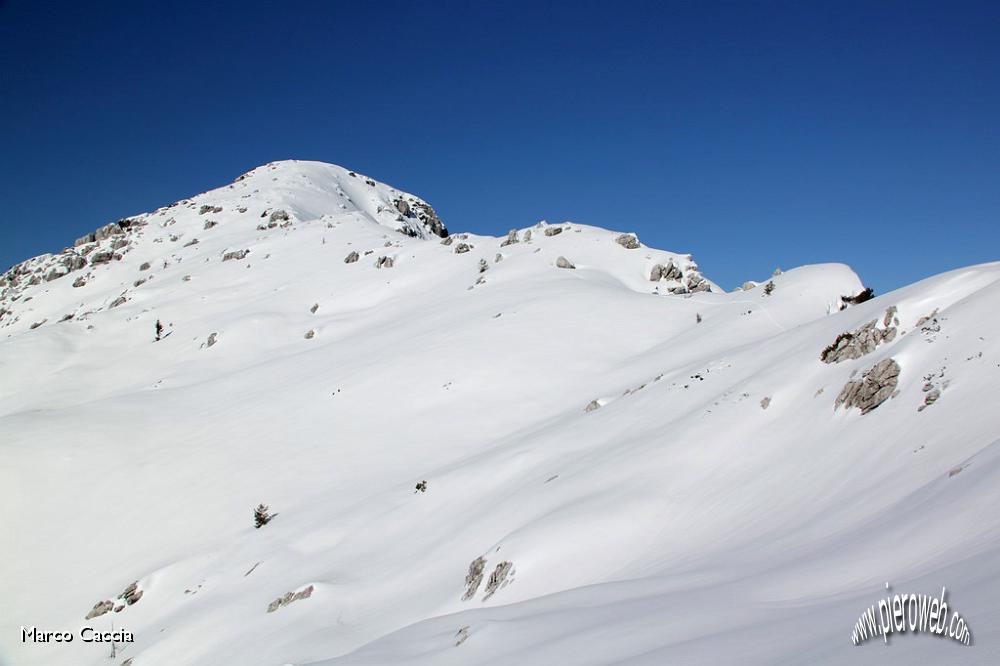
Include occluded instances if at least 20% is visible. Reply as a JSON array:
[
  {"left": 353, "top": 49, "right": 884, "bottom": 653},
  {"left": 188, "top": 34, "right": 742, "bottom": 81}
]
[{"left": 2, "top": 161, "right": 998, "bottom": 665}]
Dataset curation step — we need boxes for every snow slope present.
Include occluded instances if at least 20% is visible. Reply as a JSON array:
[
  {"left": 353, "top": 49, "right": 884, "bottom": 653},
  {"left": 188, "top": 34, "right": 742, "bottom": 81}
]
[{"left": 2, "top": 160, "right": 998, "bottom": 665}]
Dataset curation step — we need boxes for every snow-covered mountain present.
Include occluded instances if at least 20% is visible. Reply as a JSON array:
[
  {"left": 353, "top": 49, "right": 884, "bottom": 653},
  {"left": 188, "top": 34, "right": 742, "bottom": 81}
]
[{"left": 2, "top": 160, "right": 998, "bottom": 665}]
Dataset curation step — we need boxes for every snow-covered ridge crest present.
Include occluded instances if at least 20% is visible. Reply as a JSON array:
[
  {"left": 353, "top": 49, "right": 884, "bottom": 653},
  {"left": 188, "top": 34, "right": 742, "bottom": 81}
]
[{"left": 0, "top": 160, "right": 729, "bottom": 336}]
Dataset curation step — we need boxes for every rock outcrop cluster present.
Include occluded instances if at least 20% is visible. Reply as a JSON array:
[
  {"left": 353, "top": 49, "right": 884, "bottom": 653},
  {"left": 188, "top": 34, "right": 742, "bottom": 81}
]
[
  {"left": 835, "top": 357, "right": 901, "bottom": 414},
  {"left": 821, "top": 307, "right": 899, "bottom": 363}
]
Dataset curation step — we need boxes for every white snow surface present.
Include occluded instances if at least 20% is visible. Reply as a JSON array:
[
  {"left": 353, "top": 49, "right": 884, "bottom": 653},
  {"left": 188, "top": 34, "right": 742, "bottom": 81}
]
[{"left": 2, "top": 160, "right": 999, "bottom": 665}]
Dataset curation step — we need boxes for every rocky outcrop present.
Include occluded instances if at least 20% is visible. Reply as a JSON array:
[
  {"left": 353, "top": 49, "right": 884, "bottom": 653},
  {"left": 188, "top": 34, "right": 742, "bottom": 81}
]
[
  {"left": 544, "top": 226, "right": 564, "bottom": 237},
  {"left": 85, "top": 581, "right": 143, "bottom": 620},
  {"left": 615, "top": 234, "right": 640, "bottom": 249},
  {"left": 409, "top": 200, "right": 448, "bottom": 238},
  {"left": 199, "top": 205, "right": 223, "bottom": 215},
  {"left": 454, "top": 243, "right": 472, "bottom": 254},
  {"left": 840, "top": 287, "right": 875, "bottom": 308},
  {"left": 120, "top": 581, "right": 143, "bottom": 606},
  {"left": 835, "top": 358, "right": 900, "bottom": 414},
  {"left": 649, "top": 262, "right": 682, "bottom": 282},
  {"left": 222, "top": 249, "right": 250, "bottom": 262},
  {"left": 821, "top": 307, "right": 898, "bottom": 363},
  {"left": 344, "top": 251, "right": 359, "bottom": 264},
  {"left": 500, "top": 230, "right": 519, "bottom": 247},
  {"left": 555, "top": 256, "right": 575, "bottom": 269},
  {"left": 85, "top": 600, "right": 114, "bottom": 620},
  {"left": 375, "top": 256, "right": 394, "bottom": 269},
  {"left": 266, "top": 584, "right": 314, "bottom": 613},
  {"left": 462, "top": 557, "right": 486, "bottom": 601},
  {"left": 483, "top": 561, "right": 514, "bottom": 600},
  {"left": 269, "top": 209, "right": 290, "bottom": 223}
]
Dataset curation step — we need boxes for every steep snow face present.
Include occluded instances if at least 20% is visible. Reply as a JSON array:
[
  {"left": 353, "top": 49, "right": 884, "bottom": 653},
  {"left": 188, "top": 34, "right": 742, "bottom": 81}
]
[{"left": 2, "top": 162, "right": 999, "bottom": 666}]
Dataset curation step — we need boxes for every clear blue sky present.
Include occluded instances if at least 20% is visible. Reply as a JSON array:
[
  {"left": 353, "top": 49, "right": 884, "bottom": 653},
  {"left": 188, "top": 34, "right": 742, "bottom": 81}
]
[{"left": 1, "top": 0, "right": 997, "bottom": 292}]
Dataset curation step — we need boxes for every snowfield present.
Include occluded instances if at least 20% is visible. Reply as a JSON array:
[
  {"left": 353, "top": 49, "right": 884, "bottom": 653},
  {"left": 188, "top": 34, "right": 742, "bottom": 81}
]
[{"left": 2, "top": 160, "right": 998, "bottom": 665}]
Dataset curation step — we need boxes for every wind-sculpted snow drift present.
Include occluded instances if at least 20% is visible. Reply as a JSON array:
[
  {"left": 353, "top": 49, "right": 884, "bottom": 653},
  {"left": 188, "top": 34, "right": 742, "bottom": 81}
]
[{"left": 2, "top": 160, "right": 999, "bottom": 665}]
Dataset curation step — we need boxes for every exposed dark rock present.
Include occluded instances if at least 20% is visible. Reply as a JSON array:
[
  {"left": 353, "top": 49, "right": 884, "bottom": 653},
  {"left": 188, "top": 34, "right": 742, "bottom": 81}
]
[
  {"left": 463, "top": 557, "right": 486, "bottom": 601},
  {"left": 500, "top": 230, "right": 519, "bottom": 247},
  {"left": 207, "top": 332, "right": 218, "bottom": 348},
  {"left": 585, "top": 400, "right": 601, "bottom": 412},
  {"left": 94, "top": 222, "right": 124, "bottom": 241},
  {"left": 109, "top": 295, "right": 127, "bottom": 308},
  {"left": 204, "top": 220, "right": 218, "bottom": 230},
  {"left": 269, "top": 209, "right": 290, "bottom": 223},
  {"left": 555, "top": 256, "right": 575, "bottom": 269},
  {"left": 199, "top": 205, "right": 223, "bottom": 215},
  {"left": 375, "top": 256, "right": 394, "bottom": 269},
  {"left": 90, "top": 251, "right": 114, "bottom": 265},
  {"left": 454, "top": 243, "right": 472, "bottom": 254},
  {"left": 344, "top": 251, "right": 359, "bottom": 264},
  {"left": 45, "top": 267, "right": 67, "bottom": 282},
  {"left": 75, "top": 233, "right": 97, "bottom": 247},
  {"left": 85, "top": 600, "right": 114, "bottom": 620},
  {"left": 835, "top": 358, "right": 901, "bottom": 414},
  {"left": 222, "top": 249, "right": 250, "bottom": 262},
  {"left": 544, "top": 226, "right": 564, "bottom": 237},
  {"left": 841, "top": 287, "right": 875, "bottom": 308},
  {"left": 73, "top": 277, "right": 87, "bottom": 288},
  {"left": 615, "top": 234, "right": 640, "bottom": 249},
  {"left": 483, "top": 561, "right": 514, "bottom": 600},
  {"left": 266, "top": 585, "right": 314, "bottom": 613},
  {"left": 649, "top": 262, "right": 682, "bottom": 282},
  {"left": 63, "top": 255, "right": 87, "bottom": 271},
  {"left": 821, "top": 308, "right": 898, "bottom": 363},
  {"left": 119, "top": 581, "right": 143, "bottom": 606},
  {"left": 409, "top": 200, "right": 448, "bottom": 238},
  {"left": 139, "top": 262, "right": 151, "bottom": 271}
]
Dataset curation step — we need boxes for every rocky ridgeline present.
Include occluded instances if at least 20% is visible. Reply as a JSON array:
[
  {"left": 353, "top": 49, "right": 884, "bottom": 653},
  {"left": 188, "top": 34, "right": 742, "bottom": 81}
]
[
  {"left": 1, "top": 162, "right": 720, "bottom": 335},
  {"left": 1, "top": 215, "right": 149, "bottom": 327}
]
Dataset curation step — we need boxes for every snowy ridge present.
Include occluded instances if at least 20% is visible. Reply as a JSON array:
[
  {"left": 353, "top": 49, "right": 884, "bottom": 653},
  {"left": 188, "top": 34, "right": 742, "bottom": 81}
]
[{"left": 2, "top": 161, "right": 999, "bottom": 666}]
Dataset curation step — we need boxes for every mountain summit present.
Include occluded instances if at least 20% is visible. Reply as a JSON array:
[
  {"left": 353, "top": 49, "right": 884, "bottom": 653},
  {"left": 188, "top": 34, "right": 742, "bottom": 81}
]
[{"left": 3, "top": 162, "right": 999, "bottom": 666}]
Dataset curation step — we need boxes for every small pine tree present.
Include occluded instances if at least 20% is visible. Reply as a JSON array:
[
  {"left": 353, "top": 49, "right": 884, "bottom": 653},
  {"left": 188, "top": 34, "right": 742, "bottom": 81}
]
[
  {"left": 254, "top": 503, "right": 272, "bottom": 528},
  {"left": 696, "top": 313, "right": 702, "bottom": 324},
  {"left": 415, "top": 480, "right": 427, "bottom": 493},
  {"left": 154, "top": 319, "right": 163, "bottom": 341},
  {"left": 763, "top": 281, "right": 775, "bottom": 296}
]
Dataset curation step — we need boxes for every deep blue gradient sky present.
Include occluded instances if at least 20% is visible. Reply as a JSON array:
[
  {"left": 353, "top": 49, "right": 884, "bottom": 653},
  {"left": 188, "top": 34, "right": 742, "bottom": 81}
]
[{"left": 1, "top": 0, "right": 997, "bottom": 291}]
